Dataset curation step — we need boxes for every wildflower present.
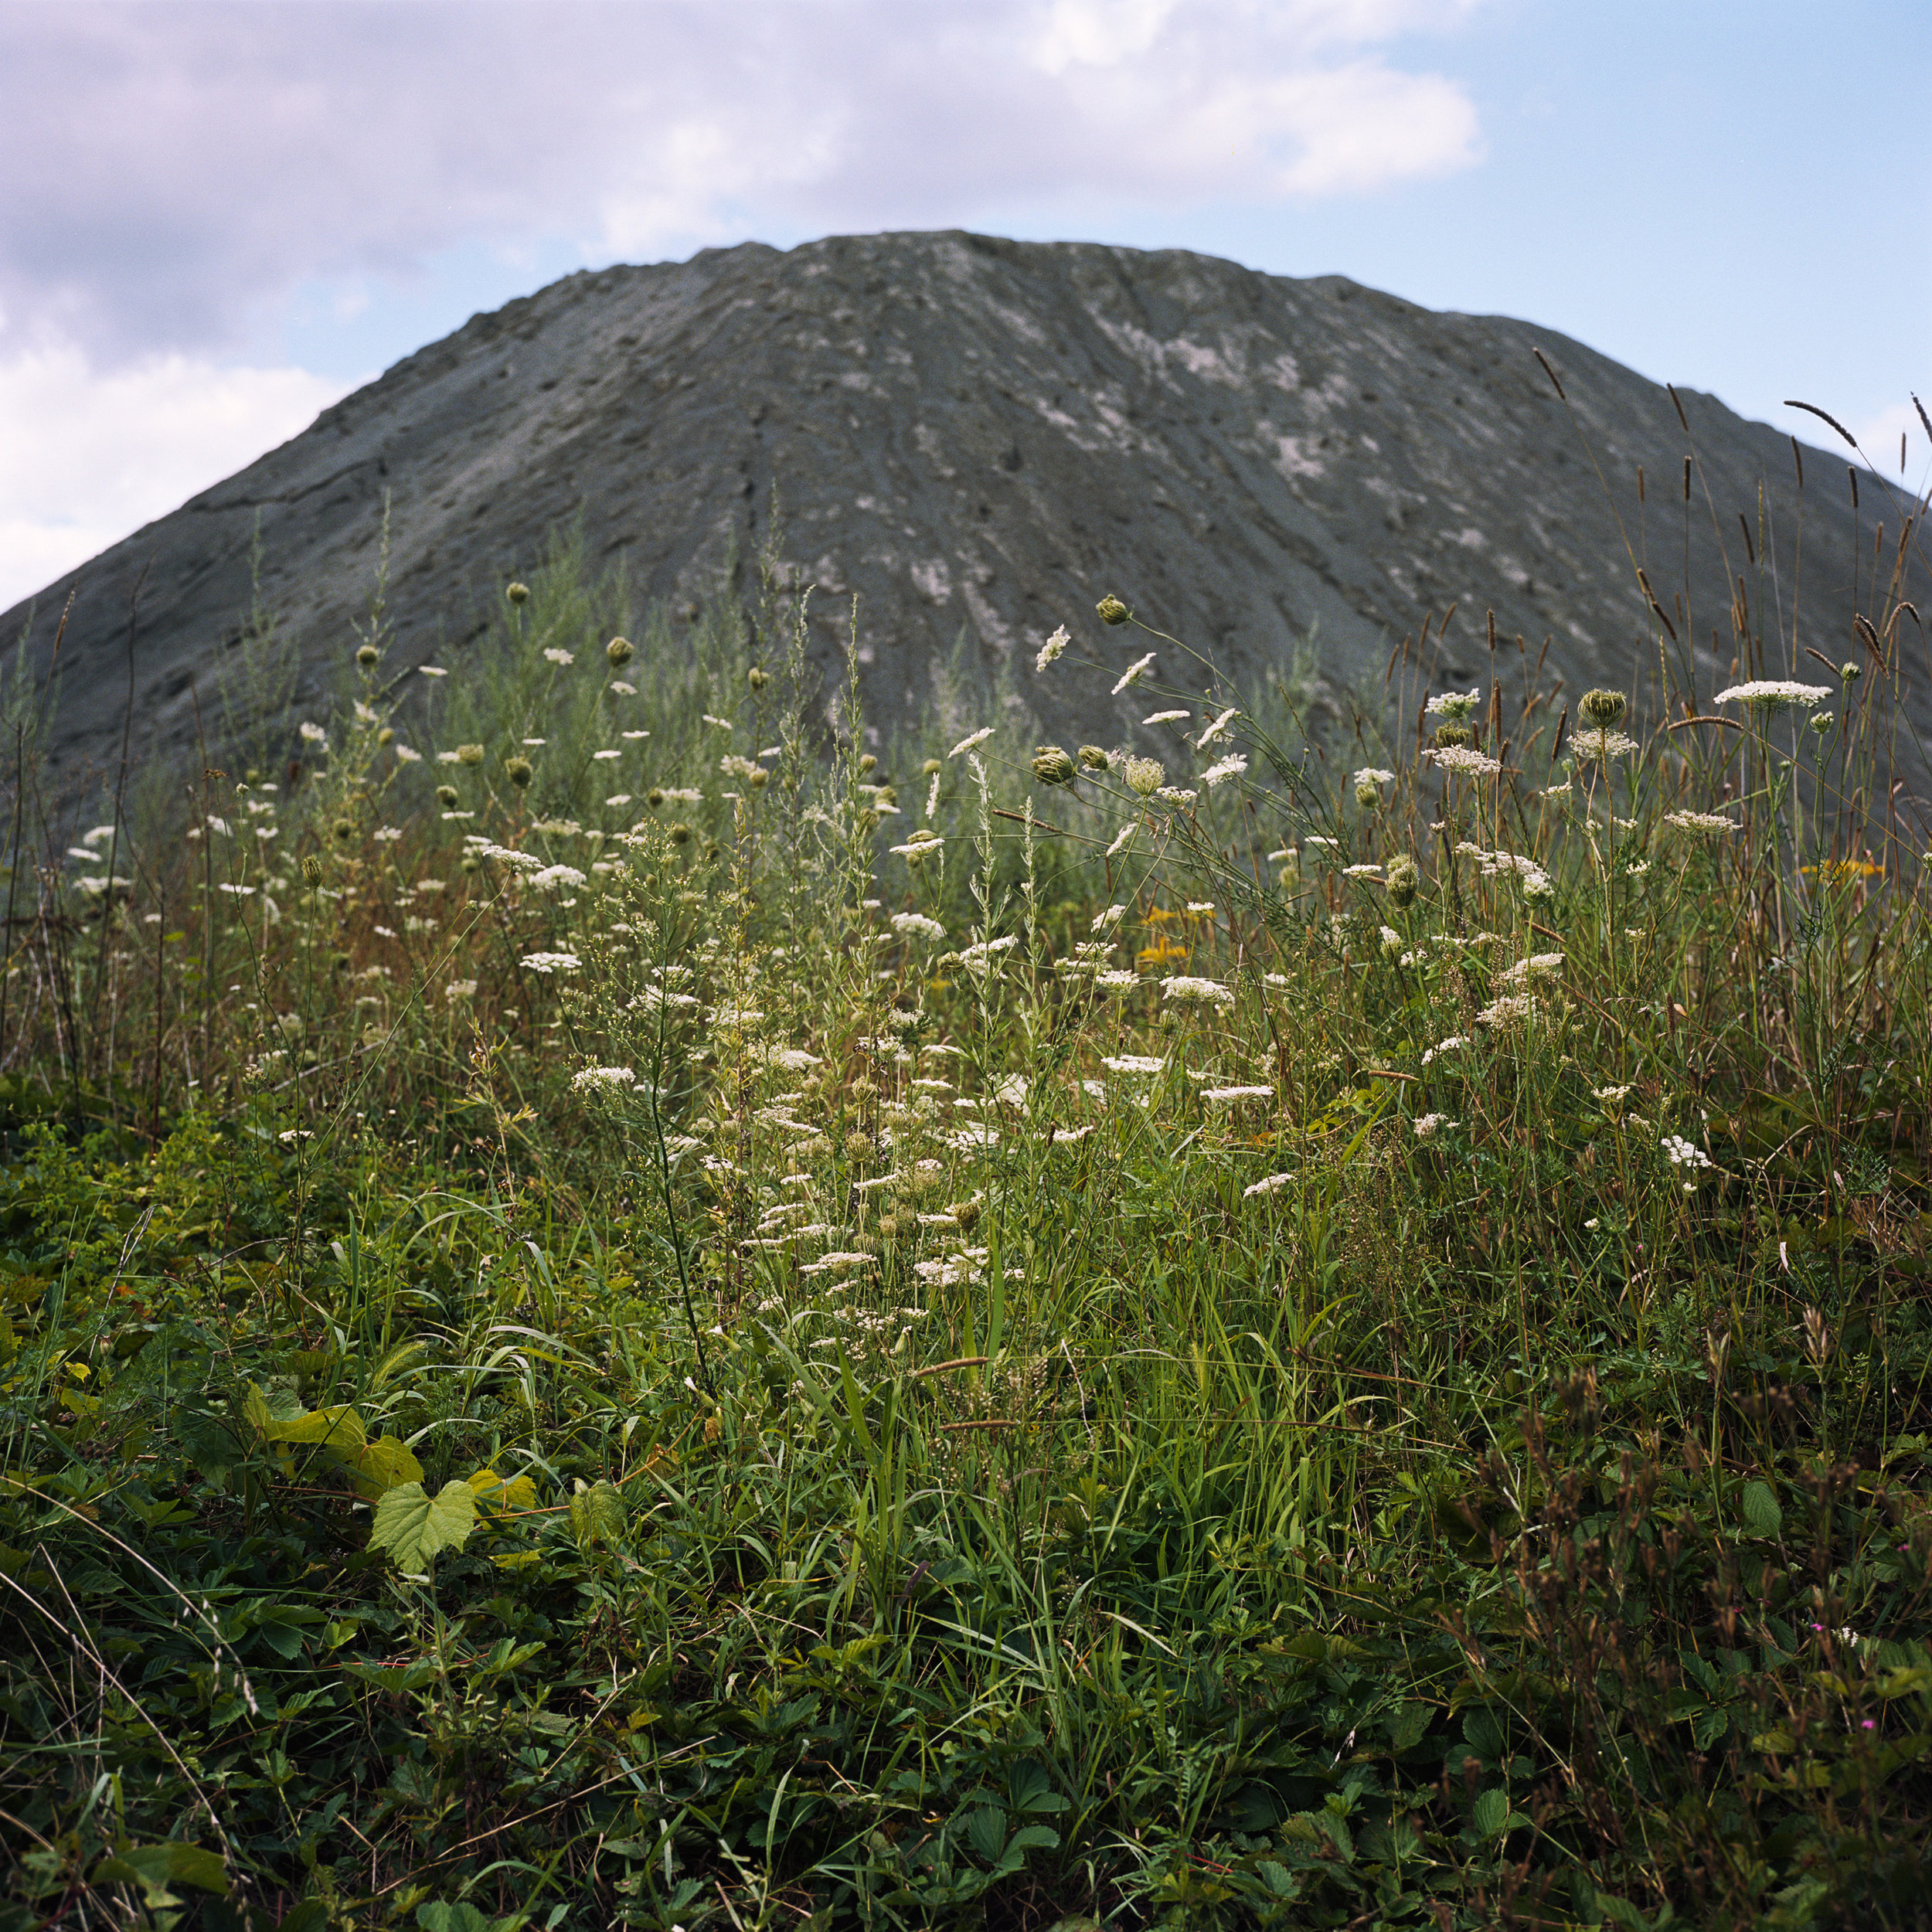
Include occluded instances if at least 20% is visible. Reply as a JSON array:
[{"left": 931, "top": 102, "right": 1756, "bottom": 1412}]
[
  {"left": 1425, "top": 688, "right": 1481, "bottom": 721},
  {"left": 1353, "top": 767, "right": 1395, "bottom": 787},
  {"left": 1476, "top": 992, "right": 1536, "bottom": 1028},
  {"left": 892, "top": 911, "right": 946, "bottom": 940},
  {"left": 1243, "top": 1171, "right": 1296, "bottom": 1197},
  {"left": 393, "top": 743, "right": 421, "bottom": 762},
  {"left": 1344, "top": 862, "right": 1382, "bottom": 878},
  {"left": 1594, "top": 1084, "right": 1633, "bottom": 1104},
  {"left": 543, "top": 647, "right": 575, "bottom": 665},
  {"left": 949, "top": 726, "right": 993, "bottom": 758},
  {"left": 612, "top": 679, "right": 638, "bottom": 694},
  {"left": 1196, "top": 707, "right": 1238, "bottom": 748},
  {"left": 1202, "top": 1085, "right": 1274, "bottom": 1101},
  {"left": 607, "top": 635, "right": 634, "bottom": 667},
  {"left": 1096, "top": 594, "right": 1131, "bottom": 625},
  {"left": 1386, "top": 853, "right": 1420, "bottom": 907},
  {"left": 417, "top": 664, "right": 449, "bottom": 679},
  {"left": 572, "top": 1066, "right": 637, "bottom": 1094},
  {"left": 1662, "top": 1133, "right": 1713, "bottom": 1170},
  {"left": 889, "top": 832, "right": 944, "bottom": 859},
  {"left": 1094, "top": 968, "right": 1139, "bottom": 988},
  {"left": 1580, "top": 688, "right": 1628, "bottom": 726},
  {"left": 1121, "top": 756, "right": 1165, "bottom": 796},
  {"left": 606, "top": 793, "right": 633, "bottom": 806},
  {"left": 523, "top": 736, "right": 546, "bottom": 746},
  {"left": 457, "top": 743, "right": 485, "bottom": 766},
  {"left": 1104, "top": 823, "right": 1135, "bottom": 857},
  {"left": 1104, "top": 1055, "right": 1165, "bottom": 1075},
  {"left": 1035, "top": 624, "right": 1070, "bottom": 671},
  {"left": 1664, "top": 809, "right": 1736, "bottom": 835},
  {"left": 1423, "top": 744, "right": 1502, "bottom": 777},
  {"left": 1413, "top": 1114, "right": 1454, "bottom": 1139},
  {"left": 959, "top": 934, "right": 1019, "bottom": 964},
  {"left": 1713, "top": 679, "right": 1832, "bottom": 709},
  {"left": 1154, "top": 787, "right": 1198, "bottom": 805},
  {"left": 1077, "top": 743, "right": 1111, "bottom": 772},
  {"left": 1810, "top": 710, "right": 1834, "bottom": 733},
  {"left": 1201, "top": 753, "right": 1247, "bottom": 788},
  {"left": 506, "top": 581, "right": 529, "bottom": 604},
  {"left": 1144, "top": 709, "right": 1190, "bottom": 724},
  {"left": 530, "top": 864, "right": 587, "bottom": 891},
  {"left": 298, "top": 721, "right": 328, "bottom": 743},
  {"left": 1573, "top": 727, "right": 1638, "bottom": 761},
  {"left": 505, "top": 756, "right": 534, "bottom": 789},
  {"left": 519, "top": 951, "right": 581, "bottom": 974},
  {"left": 1162, "top": 976, "right": 1233, "bottom": 1006},
  {"left": 1497, "top": 952, "right": 1565, "bottom": 986},
  {"left": 1111, "top": 652, "right": 1155, "bottom": 695},
  {"left": 1032, "top": 745, "right": 1077, "bottom": 786}
]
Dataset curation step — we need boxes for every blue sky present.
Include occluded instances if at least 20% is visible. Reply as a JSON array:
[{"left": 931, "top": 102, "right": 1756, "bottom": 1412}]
[{"left": 2, "top": 0, "right": 1926, "bottom": 611}]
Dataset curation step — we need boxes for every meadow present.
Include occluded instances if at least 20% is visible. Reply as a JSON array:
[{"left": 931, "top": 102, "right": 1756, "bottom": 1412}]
[{"left": 4, "top": 437, "right": 1932, "bottom": 1932}]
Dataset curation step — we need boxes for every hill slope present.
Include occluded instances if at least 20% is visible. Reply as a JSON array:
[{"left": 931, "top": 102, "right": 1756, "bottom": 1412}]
[{"left": 7, "top": 230, "right": 1920, "bottom": 784}]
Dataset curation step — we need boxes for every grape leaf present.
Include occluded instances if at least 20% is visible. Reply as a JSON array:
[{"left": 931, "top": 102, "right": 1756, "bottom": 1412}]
[
  {"left": 569, "top": 1478, "right": 625, "bottom": 1549},
  {"left": 369, "top": 1480, "right": 478, "bottom": 1574}
]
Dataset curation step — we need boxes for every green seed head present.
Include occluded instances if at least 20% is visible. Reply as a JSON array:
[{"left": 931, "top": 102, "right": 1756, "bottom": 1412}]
[
  {"left": 1077, "top": 744, "right": 1111, "bottom": 772},
  {"left": 1434, "top": 723, "right": 1474, "bottom": 750},
  {"left": 505, "top": 755, "right": 534, "bottom": 790},
  {"left": 355, "top": 642, "right": 379, "bottom": 668},
  {"left": 435, "top": 784, "right": 460, "bottom": 809},
  {"left": 1581, "top": 688, "right": 1628, "bottom": 727},
  {"left": 1032, "top": 745, "right": 1077, "bottom": 787},
  {"left": 606, "top": 635, "right": 634, "bottom": 668},
  {"left": 1385, "top": 853, "right": 1420, "bottom": 909},
  {"left": 1096, "top": 594, "right": 1131, "bottom": 627},
  {"left": 505, "top": 581, "right": 529, "bottom": 606}
]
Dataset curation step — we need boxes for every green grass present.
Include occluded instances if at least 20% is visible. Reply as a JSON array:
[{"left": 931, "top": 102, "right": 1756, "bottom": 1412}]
[{"left": 5, "top": 472, "right": 1932, "bottom": 1931}]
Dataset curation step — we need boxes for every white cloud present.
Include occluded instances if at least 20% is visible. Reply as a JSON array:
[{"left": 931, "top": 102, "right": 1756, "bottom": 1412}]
[{"left": 0, "top": 345, "right": 353, "bottom": 612}]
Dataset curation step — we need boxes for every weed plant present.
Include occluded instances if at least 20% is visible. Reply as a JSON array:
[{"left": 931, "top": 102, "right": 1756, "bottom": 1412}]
[{"left": 4, "top": 393, "right": 1932, "bottom": 1931}]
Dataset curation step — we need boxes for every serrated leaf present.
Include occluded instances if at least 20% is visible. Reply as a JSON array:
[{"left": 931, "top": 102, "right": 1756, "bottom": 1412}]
[
  {"left": 568, "top": 1477, "right": 625, "bottom": 1549},
  {"left": 265, "top": 1405, "right": 366, "bottom": 1453},
  {"left": 467, "top": 1467, "right": 537, "bottom": 1513},
  {"left": 344, "top": 1434, "right": 423, "bottom": 1498},
  {"left": 1471, "top": 1787, "right": 1510, "bottom": 1838},
  {"left": 368, "top": 1479, "right": 477, "bottom": 1574},
  {"left": 1740, "top": 1479, "right": 1783, "bottom": 1538}
]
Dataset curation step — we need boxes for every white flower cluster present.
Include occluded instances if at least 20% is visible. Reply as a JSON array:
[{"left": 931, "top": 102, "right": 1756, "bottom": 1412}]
[
  {"left": 1460, "top": 845, "right": 1553, "bottom": 897},
  {"left": 1425, "top": 688, "right": 1481, "bottom": 719},
  {"left": 1162, "top": 976, "right": 1233, "bottom": 1006},
  {"left": 1202, "top": 1085, "right": 1274, "bottom": 1102},
  {"left": 1111, "top": 653, "right": 1156, "bottom": 695},
  {"left": 1572, "top": 728, "right": 1638, "bottom": 761},
  {"left": 1664, "top": 810, "right": 1736, "bottom": 835},
  {"left": 1352, "top": 767, "right": 1396, "bottom": 787},
  {"left": 571, "top": 1066, "right": 636, "bottom": 1094},
  {"left": 1423, "top": 744, "right": 1502, "bottom": 777},
  {"left": 520, "top": 951, "right": 581, "bottom": 974},
  {"left": 1662, "top": 1133, "right": 1714, "bottom": 1170},
  {"left": 1103, "top": 1054, "right": 1165, "bottom": 1075},
  {"left": 1034, "top": 624, "right": 1070, "bottom": 672},
  {"left": 1412, "top": 1114, "right": 1455, "bottom": 1139},
  {"left": 1243, "top": 1171, "right": 1297, "bottom": 1198},
  {"left": 892, "top": 910, "right": 946, "bottom": 940},
  {"left": 1200, "top": 753, "right": 1247, "bottom": 789},
  {"left": 1496, "top": 952, "right": 1566, "bottom": 987},
  {"left": 1714, "top": 680, "right": 1831, "bottom": 709}
]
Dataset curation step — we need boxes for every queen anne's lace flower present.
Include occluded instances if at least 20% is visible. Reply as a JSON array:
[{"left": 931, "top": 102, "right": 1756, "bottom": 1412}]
[
  {"left": 1714, "top": 679, "right": 1831, "bottom": 709},
  {"left": 571, "top": 1066, "right": 636, "bottom": 1094},
  {"left": 1423, "top": 744, "right": 1502, "bottom": 777},
  {"left": 1111, "top": 652, "right": 1156, "bottom": 695},
  {"left": 520, "top": 951, "right": 580, "bottom": 974},
  {"left": 1243, "top": 1171, "right": 1297, "bottom": 1197},
  {"left": 1034, "top": 625, "right": 1070, "bottom": 672},
  {"left": 1664, "top": 810, "right": 1736, "bottom": 835},
  {"left": 1162, "top": 976, "right": 1234, "bottom": 1006}
]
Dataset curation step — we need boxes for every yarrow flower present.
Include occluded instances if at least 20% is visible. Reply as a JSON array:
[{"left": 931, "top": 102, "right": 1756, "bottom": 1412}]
[
  {"left": 1111, "top": 652, "right": 1155, "bottom": 695},
  {"left": 1034, "top": 625, "right": 1070, "bottom": 672},
  {"left": 1714, "top": 679, "right": 1831, "bottom": 710},
  {"left": 1423, "top": 744, "right": 1502, "bottom": 777},
  {"left": 1413, "top": 1114, "right": 1455, "bottom": 1139},
  {"left": 571, "top": 1066, "right": 637, "bottom": 1094}
]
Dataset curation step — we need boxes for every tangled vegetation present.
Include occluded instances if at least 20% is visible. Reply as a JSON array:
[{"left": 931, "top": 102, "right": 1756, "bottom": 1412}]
[{"left": 5, "top": 413, "right": 1932, "bottom": 1930}]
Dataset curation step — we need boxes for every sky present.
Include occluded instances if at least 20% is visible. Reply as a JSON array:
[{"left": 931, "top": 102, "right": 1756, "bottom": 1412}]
[{"left": 2, "top": 0, "right": 1927, "bottom": 614}]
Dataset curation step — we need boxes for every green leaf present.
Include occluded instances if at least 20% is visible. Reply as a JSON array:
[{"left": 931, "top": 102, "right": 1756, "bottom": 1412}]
[
  {"left": 368, "top": 1479, "right": 478, "bottom": 1573},
  {"left": 345, "top": 1434, "right": 423, "bottom": 1498},
  {"left": 467, "top": 1466, "right": 537, "bottom": 1513},
  {"left": 568, "top": 1478, "right": 625, "bottom": 1549},
  {"left": 416, "top": 1905, "right": 492, "bottom": 1932},
  {"left": 964, "top": 1806, "right": 1007, "bottom": 1863},
  {"left": 264, "top": 1404, "right": 366, "bottom": 1453},
  {"left": 1471, "top": 1787, "right": 1510, "bottom": 1838},
  {"left": 1740, "top": 1480, "right": 1783, "bottom": 1538},
  {"left": 93, "top": 1842, "right": 228, "bottom": 1899}
]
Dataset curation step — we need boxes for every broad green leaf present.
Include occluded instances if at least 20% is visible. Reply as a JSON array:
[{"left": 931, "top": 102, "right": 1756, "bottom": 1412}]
[
  {"left": 569, "top": 1477, "right": 625, "bottom": 1549},
  {"left": 1471, "top": 1787, "right": 1510, "bottom": 1838},
  {"left": 368, "top": 1479, "right": 477, "bottom": 1573},
  {"left": 964, "top": 1806, "right": 1006, "bottom": 1863},
  {"left": 416, "top": 1904, "right": 492, "bottom": 1932},
  {"left": 467, "top": 1467, "right": 537, "bottom": 1512},
  {"left": 345, "top": 1434, "right": 423, "bottom": 1498},
  {"left": 93, "top": 1842, "right": 228, "bottom": 1898},
  {"left": 265, "top": 1405, "right": 366, "bottom": 1453},
  {"left": 1740, "top": 1480, "right": 1783, "bottom": 1539}
]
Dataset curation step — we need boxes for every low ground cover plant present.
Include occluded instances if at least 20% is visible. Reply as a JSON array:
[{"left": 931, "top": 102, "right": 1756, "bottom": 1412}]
[{"left": 5, "top": 412, "right": 1932, "bottom": 1929}]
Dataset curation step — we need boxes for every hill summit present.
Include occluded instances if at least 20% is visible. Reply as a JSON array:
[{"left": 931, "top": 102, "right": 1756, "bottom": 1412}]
[{"left": 7, "top": 230, "right": 1915, "bottom": 781}]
